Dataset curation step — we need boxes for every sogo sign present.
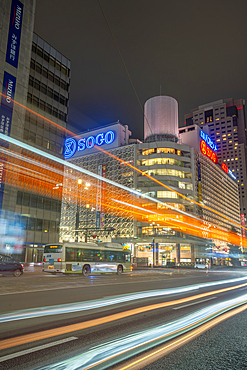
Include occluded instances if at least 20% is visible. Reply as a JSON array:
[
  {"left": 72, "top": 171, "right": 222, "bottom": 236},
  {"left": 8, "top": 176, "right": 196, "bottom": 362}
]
[{"left": 64, "top": 130, "right": 115, "bottom": 159}]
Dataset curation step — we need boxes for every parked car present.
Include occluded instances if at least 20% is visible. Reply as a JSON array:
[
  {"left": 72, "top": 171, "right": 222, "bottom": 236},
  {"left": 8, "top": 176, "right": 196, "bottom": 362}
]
[{"left": 0, "top": 254, "right": 24, "bottom": 277}]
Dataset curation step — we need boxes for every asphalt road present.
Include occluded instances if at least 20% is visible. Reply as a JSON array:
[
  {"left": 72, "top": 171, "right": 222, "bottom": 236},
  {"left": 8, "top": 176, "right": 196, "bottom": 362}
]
[
  {"left": 0, "top": 268, "right": 247, "bottom": 370},
  {"left": 142, "top": 308, "right": 247, "bottom": 370}
]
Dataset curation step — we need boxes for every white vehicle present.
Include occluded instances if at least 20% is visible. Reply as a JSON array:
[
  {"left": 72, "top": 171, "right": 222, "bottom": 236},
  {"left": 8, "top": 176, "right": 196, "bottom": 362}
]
[
  {"left": 194, "top": 261, "right": 209, "bottom": 269},
  {"left": 42, "top": 242, "right": 131, "bottom": 276}
]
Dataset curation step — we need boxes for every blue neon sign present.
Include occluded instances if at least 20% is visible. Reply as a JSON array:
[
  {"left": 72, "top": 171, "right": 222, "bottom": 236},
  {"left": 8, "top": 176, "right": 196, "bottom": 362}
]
[
  {"left": 200, "top": 130, "right": 218, "bottom": 151},
  {"left": 64, "top": 130, "right": 115, "bottom": 159}
]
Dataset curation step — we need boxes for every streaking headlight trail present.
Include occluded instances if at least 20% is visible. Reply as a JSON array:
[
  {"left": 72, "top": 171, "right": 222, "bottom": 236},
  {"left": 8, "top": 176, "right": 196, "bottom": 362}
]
[
  {"left": 36, "top": 293, "right": 247, "bottom": 370},
  {"left": 1, "top": 276, "right": 247, "bottom": 323}
]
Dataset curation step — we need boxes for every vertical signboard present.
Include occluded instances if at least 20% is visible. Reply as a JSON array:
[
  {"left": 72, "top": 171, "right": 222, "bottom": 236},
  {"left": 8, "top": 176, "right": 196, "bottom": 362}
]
[
  {"left": 0, "top": 72, "right": 16, "bottom": 210},
  {"left": 0, "top": 158, "right": 6, "bottom": 211},
  {"left": 96, "top": 165, "right": 102, "bottom": 229},
  {"left": 101, "top": 165, "right": 106, "bottom": 227},
  {"left": 0, "top": 71, "right": 16, "bottom": 136},
  {"left": 240, "top": 213, "right": 246, "bottom": 238},
  {"left": 6, "top": 0, "right": 24, "bottom": 68}
]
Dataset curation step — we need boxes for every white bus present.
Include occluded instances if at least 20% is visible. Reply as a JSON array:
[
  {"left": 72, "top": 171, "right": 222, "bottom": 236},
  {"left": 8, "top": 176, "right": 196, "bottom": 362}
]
[{"left": 42, "top": 242, "right": 131, "bottom": 276}]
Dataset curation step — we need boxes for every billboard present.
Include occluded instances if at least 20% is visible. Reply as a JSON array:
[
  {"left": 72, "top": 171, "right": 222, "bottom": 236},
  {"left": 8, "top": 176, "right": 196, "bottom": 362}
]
[
  {"left": 6, "top": 0, "right": 24, "bottom": 68},
  {"left": 0, "top": 71, "right": 16, "bottom": 136},
  {"left": 0, "top": 210, "right": 25, "bottom": 254}
]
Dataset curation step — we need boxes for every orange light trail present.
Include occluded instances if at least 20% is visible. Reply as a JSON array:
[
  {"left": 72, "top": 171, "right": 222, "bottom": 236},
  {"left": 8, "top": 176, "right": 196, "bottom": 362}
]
[
  {"left": 1, "top": 93, "right": 244, "bottom": 232},
  {"left": 98, "top": 147, "right": 246, "bottom": 231},
  {"left": 0, "top": 281, "right": 246, "bottom": 351},
  {"left": 2, "top": 142, "right": 246, "bottom": 247}
]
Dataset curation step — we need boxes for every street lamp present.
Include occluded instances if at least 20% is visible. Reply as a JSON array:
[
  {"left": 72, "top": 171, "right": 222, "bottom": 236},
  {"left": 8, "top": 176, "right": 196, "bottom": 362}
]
[
  {"left": 150, "top": 222, "right": 155, "bottom": 267},
  {"left": 75, "top": 179, "right": 82, "bottom": 242}
]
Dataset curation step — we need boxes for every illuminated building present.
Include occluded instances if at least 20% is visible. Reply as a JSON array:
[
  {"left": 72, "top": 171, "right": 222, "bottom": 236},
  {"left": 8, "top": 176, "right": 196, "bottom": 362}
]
[
  {"left": 59, "top": 123, "right": 136, "bottom": 243},
  {"left": 0, "top": 0, "right": 71, "bottom": 261},
  {"left": 179, "top": 124, "right": 240, "bottom": 229},
  {"left": 135, "top": 97, "right": 240, "bottom": 267},
  {"left": 184, "top": 99, "right": 247, "bottom": 235},
  {"left": 60, "top": 96, "right": 241, "bottom": 267}
]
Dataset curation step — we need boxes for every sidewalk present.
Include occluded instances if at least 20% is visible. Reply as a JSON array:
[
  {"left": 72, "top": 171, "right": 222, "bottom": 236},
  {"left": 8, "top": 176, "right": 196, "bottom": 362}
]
[{"left": 22, "top": 263, "right": 43, "bottom": 272}]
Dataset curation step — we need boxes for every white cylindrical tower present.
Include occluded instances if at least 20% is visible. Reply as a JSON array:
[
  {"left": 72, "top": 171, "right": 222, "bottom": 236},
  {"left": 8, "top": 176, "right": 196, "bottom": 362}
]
[{"left": 144, "top": 96, "right": 179, "bottom": 141}]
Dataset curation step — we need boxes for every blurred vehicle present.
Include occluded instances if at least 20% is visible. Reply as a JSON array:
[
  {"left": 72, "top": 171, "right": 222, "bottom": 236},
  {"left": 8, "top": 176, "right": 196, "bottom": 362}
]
[
  {"left": 194, "top": 261, "right": 209, "bottom": 269},
  {"left": 0, "top": 254, "right": 24, "bottom": 277}
]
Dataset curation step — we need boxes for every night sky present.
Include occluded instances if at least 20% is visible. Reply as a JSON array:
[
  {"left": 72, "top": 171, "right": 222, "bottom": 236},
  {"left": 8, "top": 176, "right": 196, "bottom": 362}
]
[{"left": 34, "top": 0, "right": 247, "bottom": 139}]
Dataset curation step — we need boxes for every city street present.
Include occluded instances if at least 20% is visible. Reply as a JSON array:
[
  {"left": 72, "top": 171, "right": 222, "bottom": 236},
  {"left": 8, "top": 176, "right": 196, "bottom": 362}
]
[
  {"left": 1, "top": 268, "right": 247, "bottom": 369},
  {"left": 1, "top": 0, "right": 247, "bottom": 369}
]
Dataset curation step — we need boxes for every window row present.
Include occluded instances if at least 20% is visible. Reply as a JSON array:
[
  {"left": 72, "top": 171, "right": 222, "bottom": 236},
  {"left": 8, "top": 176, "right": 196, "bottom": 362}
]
[
  {"left": 29, "top": 76, "right": 68, "bottom": 106},
  {"left": 17, "top": 191, "right": 61, "bottom": 212},
  {"left": 32, "top": 43, "right": 70, "bottom": 76},
  {"left": 142, "top": 169, "right": 192, "bottom": 179},
  {"left": 30, "top": 58, "right": 69, "bottom": 91},
  {"left": 27, "top": 93, "right": 67, "bottom": 122},
  {"left": 137, "top": 158, "right": 185, "bottom": 167},
  {"left": 23, "top": 128, "right": 63, "bottom": 154},
  {"left": 25, "top": 113, "right": 65, "bottom": 137},
  {"left": 21, "top": 215, "right": 59, "bottom": 233},
  {"left": 140, "top": 148, "right": 182, "bottom": 156}
]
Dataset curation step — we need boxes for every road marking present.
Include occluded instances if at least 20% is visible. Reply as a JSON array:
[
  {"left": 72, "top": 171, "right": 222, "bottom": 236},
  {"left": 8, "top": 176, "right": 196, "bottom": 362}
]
[
  {"left": 0, "top": 282, "right": 246, "bottom": 351},
  {"left": 173, "top": 297, "right": 217, "bottom": 310},
  {"left": 0, "top": 336, "right": 78, "bottom": 363}
]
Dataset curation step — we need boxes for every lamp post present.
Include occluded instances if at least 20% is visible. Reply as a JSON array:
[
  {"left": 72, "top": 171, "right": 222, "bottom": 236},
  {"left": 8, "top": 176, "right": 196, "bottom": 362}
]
[
  {"left": 75, "top": 179, "right": 82, "bottom": 242},
  {"left": 151, "top": 222, "right": 155, "bottom": 268}
]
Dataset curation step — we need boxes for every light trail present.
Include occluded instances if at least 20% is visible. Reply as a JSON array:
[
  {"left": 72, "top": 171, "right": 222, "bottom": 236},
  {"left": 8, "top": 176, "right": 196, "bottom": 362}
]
[
  {"left": 1, "top": 276, "right": 247, "bottom": 324},
  {"left": 0, "top": 93, "right": 245, "bottom": 232},
  {"left": 0, "top": 91, "right": 77, "bottom": 138},
  {"left": 33, "top": 293, "right": 247, "bottom": 370},
  {"left": 1, "top": 133, "right": 246, "bottom": 248},
  {"left": 1, "top": 130, "right": 245, "bottom": 232},
  {"left": 98, "top": 147, "right": 246, "bottom": 231},
  {"left": 116, "top": 303, "right": 247, "bottom": 370},
  {"left": 111, "top": 199, "right": 159, "bottom": 214},
  {"left": 1, "top": 280, "right": 247, "bottom": 352}
]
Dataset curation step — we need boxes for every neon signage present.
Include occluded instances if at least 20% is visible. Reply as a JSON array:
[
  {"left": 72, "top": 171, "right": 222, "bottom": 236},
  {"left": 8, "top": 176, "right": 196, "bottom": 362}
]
[
  {"left": 200, "top": 130, "right": 218, "bottom": 151},
  {"left": 200, "top": 140, "right": 218, "bottom": 163},
  {"left": 64, "top": 130, "right": 115, "bottom": 159},
  {"left": 221, "top": 163, "right": 237, "bottom": 180}
]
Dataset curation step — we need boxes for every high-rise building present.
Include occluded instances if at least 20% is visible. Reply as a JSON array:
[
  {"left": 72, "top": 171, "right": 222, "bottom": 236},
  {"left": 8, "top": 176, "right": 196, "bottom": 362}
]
[
  {"left": 184, "top": 98, "right": 247, "bottom": 233},
  {"left": 0, "top": 0, "right": 71, "bottom": 262}
]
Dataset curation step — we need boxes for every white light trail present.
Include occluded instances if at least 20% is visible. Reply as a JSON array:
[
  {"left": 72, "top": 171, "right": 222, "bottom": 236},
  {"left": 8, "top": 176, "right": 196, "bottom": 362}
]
[
  {"left": 0, "top": 133, "right": 210, "bottom": 222},
  {"left": 1, "top": 276, "right": 247, "bottom": 323},
  {"left": 111, "top": 198, "right": 158, "bottom": 214},
  {"left": 37, "top": 293, "right": 247, "bottom": 370}
]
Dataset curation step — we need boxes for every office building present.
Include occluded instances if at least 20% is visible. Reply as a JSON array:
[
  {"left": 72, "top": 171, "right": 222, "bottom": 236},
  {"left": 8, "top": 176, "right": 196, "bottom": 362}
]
[
  {"left": 0, "top": 0, "right": 71, "bottom": 262},
  {"left": 184, "top": 98, "right": 247, "bottom": 234}
]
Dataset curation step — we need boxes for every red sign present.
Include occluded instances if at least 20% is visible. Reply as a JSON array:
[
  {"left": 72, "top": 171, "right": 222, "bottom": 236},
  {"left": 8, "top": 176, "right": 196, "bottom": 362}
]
[
  {"left": 221, "top": 163, "right": 228, "bottom": 174},
  {"left": 200, "top": 140, "right": 218, "bottom": 163}
]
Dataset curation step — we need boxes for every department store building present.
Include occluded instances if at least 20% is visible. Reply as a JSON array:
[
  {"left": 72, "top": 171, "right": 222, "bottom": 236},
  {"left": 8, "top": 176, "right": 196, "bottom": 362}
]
[{"left": 60, "top": 96, "right": 241, "bottom": 267}]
